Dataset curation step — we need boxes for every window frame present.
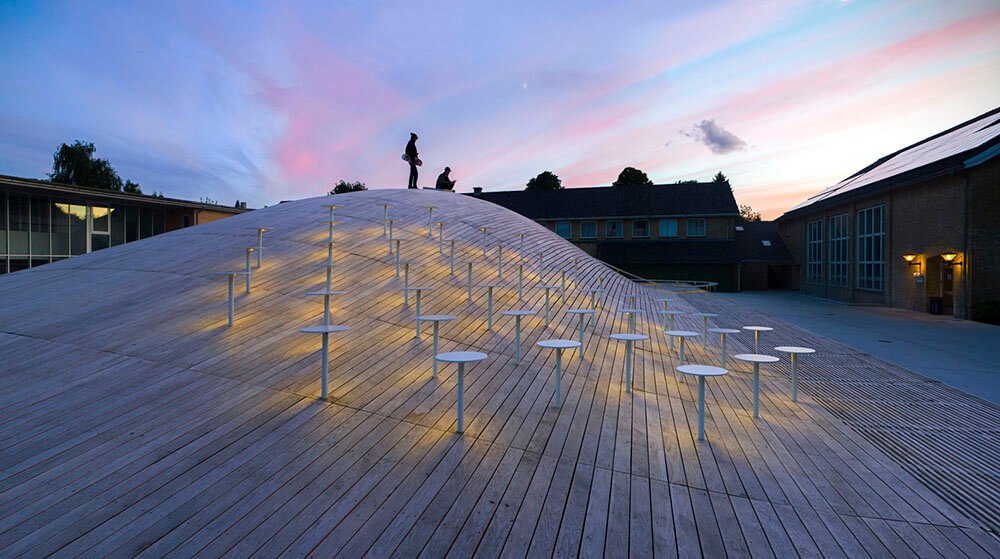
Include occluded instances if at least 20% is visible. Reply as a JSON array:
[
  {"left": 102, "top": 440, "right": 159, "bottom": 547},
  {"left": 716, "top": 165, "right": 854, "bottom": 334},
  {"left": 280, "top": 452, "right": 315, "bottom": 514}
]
[
  {"left": 828, "top": 213, "right": 849, "bottom": 287},
  {"left": 632, "top": 219, "right": 649, "bottom": 238},
  {"left": 686, "top": 218, "right": 706, "bottom": 237},
  {"left": 554, "top": 221, "right": 572, "bottom": 239},
  {"left": 806, "top": 219, "right": 823, "bottom": 282},
  {"left": 579, "top": 220, "right": 597, "bottom": 239},
  {"left": 605, "top": 220, "right": 623, "bottom": 239},
  {"left": 659, "top": 218, "right": 677, "bottom": 238},
  {"left": 856, "top": 205, "right": 885, "bottom": 291}
]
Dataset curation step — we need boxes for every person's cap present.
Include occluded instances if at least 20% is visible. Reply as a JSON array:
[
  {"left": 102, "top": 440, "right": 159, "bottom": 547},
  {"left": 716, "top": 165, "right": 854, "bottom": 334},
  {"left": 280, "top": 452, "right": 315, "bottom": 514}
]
[{"left": 444, "top": 166, "right": 451, "bottom": 172}]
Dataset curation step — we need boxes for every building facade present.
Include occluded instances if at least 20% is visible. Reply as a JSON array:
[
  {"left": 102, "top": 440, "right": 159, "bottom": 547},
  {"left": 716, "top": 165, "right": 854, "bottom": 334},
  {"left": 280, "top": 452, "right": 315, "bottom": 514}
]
[
  {"left": 0, "top": 174, "right": 249, "bottom": 274},
  {"left": 472, "top": 182, "right": 743, "bottom": 290},
  {"left": 776, "top": 107, "right": 1000, "bottom": 318}
]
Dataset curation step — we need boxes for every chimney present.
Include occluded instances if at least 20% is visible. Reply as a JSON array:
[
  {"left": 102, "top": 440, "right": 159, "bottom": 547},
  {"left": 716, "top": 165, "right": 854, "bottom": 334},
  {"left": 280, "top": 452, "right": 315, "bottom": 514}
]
[
  {"left": 240, "top": 201, "right": 247, "bottom": 209},
  {"left": 473, "top": 187, "right": 483, "bottom": 195}
]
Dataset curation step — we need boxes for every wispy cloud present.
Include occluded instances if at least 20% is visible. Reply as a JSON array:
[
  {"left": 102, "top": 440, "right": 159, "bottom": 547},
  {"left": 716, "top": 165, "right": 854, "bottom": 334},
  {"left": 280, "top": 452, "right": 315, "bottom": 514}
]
[{"left": 681, "top": 120, "right": 748, "bottom": 154}]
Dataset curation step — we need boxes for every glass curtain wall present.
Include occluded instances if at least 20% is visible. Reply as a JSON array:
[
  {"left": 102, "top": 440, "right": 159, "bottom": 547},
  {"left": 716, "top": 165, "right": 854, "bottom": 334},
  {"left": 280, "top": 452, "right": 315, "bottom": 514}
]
[{"left": 0, "top": 192, "right": 167, "bottom": 274}]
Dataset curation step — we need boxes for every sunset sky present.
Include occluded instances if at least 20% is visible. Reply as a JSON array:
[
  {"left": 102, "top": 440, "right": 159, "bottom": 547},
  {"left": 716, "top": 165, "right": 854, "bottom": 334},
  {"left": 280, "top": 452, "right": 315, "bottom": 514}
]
[{"left": 1, "top": 0, "right": 998, "bottom": 218}]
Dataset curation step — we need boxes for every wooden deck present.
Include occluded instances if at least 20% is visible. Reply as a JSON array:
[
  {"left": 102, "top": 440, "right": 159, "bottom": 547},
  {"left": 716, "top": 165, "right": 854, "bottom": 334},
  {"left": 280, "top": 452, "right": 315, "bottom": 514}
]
[{"left": 1, "top": 188, "right": 998, "bottom": 558}]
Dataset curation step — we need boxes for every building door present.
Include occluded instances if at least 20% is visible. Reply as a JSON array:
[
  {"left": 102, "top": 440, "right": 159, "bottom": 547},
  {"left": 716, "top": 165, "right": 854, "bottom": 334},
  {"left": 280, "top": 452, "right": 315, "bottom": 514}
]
[
  {"left": 928, "top": 256, "right": 955, "bottom": 316},
  {"left": 941, "top": 260, "right": 955, "bottom": 315}
]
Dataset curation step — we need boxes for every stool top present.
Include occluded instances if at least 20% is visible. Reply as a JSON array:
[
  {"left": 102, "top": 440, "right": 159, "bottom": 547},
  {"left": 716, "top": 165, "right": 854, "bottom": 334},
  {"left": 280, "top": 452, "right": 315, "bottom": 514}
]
[
  {"left": 654, "top": 297, "right": 675, "bottom": 302},
  {"left": 436, "top": 351, "right": 488, "bottom": 363},
  {"left": 318, "top": 240, "right": 338, "bottom": 245},
  {"left": 305, "top": 290, "right": 348, "bottom": 296},
  {"left": 299, "top": 325, "right": 351, "bottom": 334},
  {"left": 209, "top": 271, "right": 248, "bottom": 276},
  {"left": 536, "top": 285, "right": 561, "bottom": 290},
  {"left": 479, "top": 226, "right": 492, "bottom": 230},
  {"left": 691, "top": 312, "right": 718, "bottom": 318},
  {"left": 402, "top": 286, "right": 435, "bottom": 291},
  {"left": 610, "top": 333, "right": 649, "bottom": 342},
  {"left": 319, "top": 221, "right": 344, "bottom": 225},
  {"left": 743, "top": 326, "right": 773, "bottom": 332},
  {"left": 566, "top": 309, "right": 596, "bottom": 315},
  {"left": 236, "top": 247, "right": 258, "bottom": 251},
  {"left": 774, "top": 346, "right": 815, "bottom": 354},
  {"left": 475, "top": 283, "right": 505, "bottom": 289},
  {"left": 708, "top": 328, "right": 741, "bottom": 334},
  {"left": 433, "top": 221, "right": 448, "bottom": 225},
  {"left": 420, "top": 205, "right": 440, "bottom": 209},
  {"left": 418, "top": 314, "right": 456, "bottom": 322},
  {"left": 733, "top": 353, "right": 780, "bottom": 363},
  {"left": 321, "top": 204, "right": 343, "bottom": 208},
  {"left": 376, "top": 203, "right": 395, "bottom": 207},
  {"left": 314, "top": 263, "right": 337, "bottom": 269},
  {"left": 618, "top": 308, "right": 644, "bottom": 314},
  {"left": 677, "top": 364, "right": 728, "bottom": 377},
  {"left": 581, "top": 288, "right": 604, "bottom": 293},
  {"left": 665, "top": 330, "right": 699, "bottom": 337},
  {"left": 537, "top": 339, "right": 582, "bottom": 349},
  {"left": 246, "top": 227, "right": 274, "bottom": 231},
  {"left": 659, "top": 310, "right": 685, "bottom": 315},
  {"left": 501, "top": 310, "right": 536, "bottom": 316},
  {"left": 444, "top": 238, "right": 459, "bottom": 242}
]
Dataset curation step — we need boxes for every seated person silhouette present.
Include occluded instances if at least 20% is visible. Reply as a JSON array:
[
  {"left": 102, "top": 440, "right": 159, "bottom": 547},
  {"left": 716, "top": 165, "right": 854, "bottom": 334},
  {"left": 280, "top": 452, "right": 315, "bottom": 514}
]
[{"left": 435, "top": 167, "right": 456, "bottom": 190}]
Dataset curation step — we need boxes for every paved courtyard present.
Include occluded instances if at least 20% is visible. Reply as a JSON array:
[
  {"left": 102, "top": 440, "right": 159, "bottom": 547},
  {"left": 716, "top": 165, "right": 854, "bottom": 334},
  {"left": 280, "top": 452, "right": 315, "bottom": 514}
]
[{"left": 718, "top": 291, "right": 1000, "bottom": 406}]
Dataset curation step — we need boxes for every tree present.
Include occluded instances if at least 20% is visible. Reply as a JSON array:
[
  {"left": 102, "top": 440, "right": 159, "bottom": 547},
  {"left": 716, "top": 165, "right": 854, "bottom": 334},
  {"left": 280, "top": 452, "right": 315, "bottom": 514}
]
[
  {"left": 712, "top": 171, "right": 731, "bottom": 189},
  {"left": 612, "top": 167, "right": 653, "bottom": 187},
  {"left": 329, "top": 180, "right": 367, "bottom": 195},
  {"left": 738, "top": 204, "right": 762, "bottom": 223},
  {"left": 48, "top": 140, "right": 144, "bottom": 193},
  {"left": 526, "top": 171, "right": 562, "bottom": 190}
]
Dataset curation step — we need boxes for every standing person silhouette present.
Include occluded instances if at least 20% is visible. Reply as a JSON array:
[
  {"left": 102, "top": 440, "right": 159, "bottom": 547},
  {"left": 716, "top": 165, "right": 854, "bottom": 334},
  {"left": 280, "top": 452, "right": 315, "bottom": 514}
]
[{"left": 405, "top": 133, "right": 419, "bottom": 189}]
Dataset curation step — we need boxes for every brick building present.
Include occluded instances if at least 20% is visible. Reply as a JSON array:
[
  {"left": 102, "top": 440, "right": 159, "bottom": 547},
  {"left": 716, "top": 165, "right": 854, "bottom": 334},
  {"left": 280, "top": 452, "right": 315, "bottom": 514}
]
[
  {"left": 471, "top": 182, "right": 743, "bottom": 290},
  {"left": 0, "top": 174, "right": 249, "bottom": 274},
  {"left": 776, "top": 106, "right": 1000, "bottom": 318}
]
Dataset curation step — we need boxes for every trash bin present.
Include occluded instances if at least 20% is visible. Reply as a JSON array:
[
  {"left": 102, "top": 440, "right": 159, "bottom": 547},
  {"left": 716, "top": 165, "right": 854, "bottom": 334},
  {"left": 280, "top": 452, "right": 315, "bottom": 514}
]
[{"left": 928, "top": 297, "right": 943, "bottom": 315}]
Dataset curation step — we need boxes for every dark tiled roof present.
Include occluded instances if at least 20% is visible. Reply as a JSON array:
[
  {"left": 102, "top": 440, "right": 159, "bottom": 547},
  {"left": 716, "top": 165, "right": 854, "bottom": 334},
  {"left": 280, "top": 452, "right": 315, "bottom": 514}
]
[
  {"left": 469, "top": 182, "right": 738, "bottom": 219},
  {"left": 734, "top": 221, "right": 793, "bottom": 263},
  {"left": 596, "top": 240, "right": 740, "bottom": 265}
]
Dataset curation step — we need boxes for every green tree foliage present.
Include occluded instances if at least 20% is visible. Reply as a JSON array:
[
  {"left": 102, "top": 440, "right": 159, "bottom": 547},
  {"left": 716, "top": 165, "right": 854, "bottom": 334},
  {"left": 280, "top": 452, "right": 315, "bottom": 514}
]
[
  {"left": 738, "top": 204, "right": 762, "bottom": 223},
  {"left": 48, "top": 140, "right": 144, "bottom": 193},
  {"left": 525, "top": 171, "right": 562, "bottom": 190},
  {"left": 612, "top": 166, "right": 653, "bottom": 187},
  {"left": 329, "top": 180, "right": 368, "bottom": 195}
]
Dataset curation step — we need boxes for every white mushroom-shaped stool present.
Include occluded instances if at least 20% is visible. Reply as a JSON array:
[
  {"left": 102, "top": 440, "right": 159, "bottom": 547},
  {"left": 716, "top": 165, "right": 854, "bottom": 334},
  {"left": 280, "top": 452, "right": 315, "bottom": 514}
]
[
  {"left": 537, "top": 339, "right": 580, "bottom": 407},
  {"left": 393, "top": 239, "right": 410, "bottom": 277},
  {"left": 665, "top": 330, "right": 699, "bottom": 382},
  {"left": 582, "top": 288, "right": 603, "bottom": 313},
  {"left": 500, "top": 309, "right": 535, "bottom": 364},
  {"left": 209, "top": 271, "right": 248, "bottom": 326},
  {"left": 475, "top": 283, "right": 504, "bottom": 331},
  {"left": 691, "top": 312, "right": 718, "bottom": 347},
  {"left": 299, "top": 324, "right": 351, "bottom": 400},
  {"left": 384, "top": 219, "right": 400, "bottom": 250},
  {"left": 418, "top": 314, "right": 456, "bottom": 378},
  {"left": 445, "top": 239, "right": 458, "bottom": 274},
  {"left": 435, "top": 351, "right": 488, "bottom": 433},
  {"left": 434, "top": 222, "right": 447, "bottom": 253},
  {"left": 376, "top": 203, "right": 394, "bottom": 235},
  {"left": 246, "top": 227, "right": 273, "bottom": 267},
  {"left": 306, "top": 289, "right": 347, "bottom": 326},
  {"left": 743, "top": 325, "right": 773, "bottom": 353},
  {"left": 516, "top": 264, "right": 525, "bottom": 300},
  {"left": 236, "top": 247, "right": 258, "bottom": 293},
  {"left": 617, "top": 308, "right": 644, "bottom": 334},
  {"left": 676, "top": 365, "right": 728, "bottom": 441},
  {"left": 611, "top": 333, "right": 649, "bottom": 393},
  {"left": 402, "top": 287, "right": 435, "bottom": 336},
  {"left": 774, "top": 346, "right": 815, "bottom": 402},
  {"left": 733, "top": 353, "right": 780, "bottom": 418},
  {"left": 534, "top": 285, "right": 561, "bottom": 326},
  {"left": 659, "top": 311, "right": 685, "bottom": 350},
  {"left": 479, "top": 226, "right": 491, "bottom": 259},
  {"left": 566, "top": 309, "right": 595, "bottom": 359},
  {"left": 463, "top": 261, "right": 477, "bottom": 301},
  {"left": 655, "top": 297, "right": 674, "bottom": 311},
  {"left": 708, "top": 328, "right": 740, "bottom": 367},
  {"left": 495, "top": 245, "right": 504, "bottom": 278},
  {"left": 420, "top": 205, "right": 438, "bottom": 236}
]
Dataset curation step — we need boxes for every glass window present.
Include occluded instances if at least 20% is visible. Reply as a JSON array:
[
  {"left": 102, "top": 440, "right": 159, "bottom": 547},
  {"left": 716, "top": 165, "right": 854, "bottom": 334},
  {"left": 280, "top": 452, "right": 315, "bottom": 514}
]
[
  {"left": 153, "top": 209, "right": 165, "bottom": 235},
  {"left": 0, "top": 258, "right": 5, "bottom": 274},
  {"left": 92, "top": 206, "right": 110, "bottom": 233},
  {"left": 31, "top": 257, "right": 49, "bottom": 268},
  {"left": 632, "top": 220, "right": 649, "bottom": 238},
  {"left": 91, "top": 234, "right": 110, "bottom": 251},
  {"left": 857, "top": 205, "right": 884, "bottom": 290},
  {"left": 659, "top": 219, "right": 677, "bottom": 237},
  {"left": 0, "top": 194, "right": 6, "bottom": 254},
  {"left": 686, "top": 218, "right": 706, "bottom": 237},
  {"left": 126, "top": 206, "right": 138, "bottom": 242},
  {"left": 68, "top": 204, "right": 87, "bottom": 255},
  {"left": 606, "top": 220, "right": 623, "bottom": 238},
  {"left": 555, "top": 221, "right": 572, "bottom": 239},
  {"left": 182, "top": 214, "right": 192, "bottom": 228},
  {"left": 580, "top": 221, "right": 597, "bottom": 239},
  {"left": 139, "top": 208, "right": 153, "bottom": 239},
  {"left": 9, "top": 258, "right": 29, "bottom": 273},
  {"left": 30, "top": 197, "right": 50, "bottom": 255},
  {"left": 807, "top": 219, "right": 823, "bottom": 282},
  {"left": 52, "top": 202, "right": 70, "bottom": 255},
  {"left": 829, "top": 214, "right": 849, "bottom": 286},
  {"left": 111, "top": 205, "right": 124, "bottom": 246},
  {"left": 8, "top": 195, "right": 28, "bottom": 254}
]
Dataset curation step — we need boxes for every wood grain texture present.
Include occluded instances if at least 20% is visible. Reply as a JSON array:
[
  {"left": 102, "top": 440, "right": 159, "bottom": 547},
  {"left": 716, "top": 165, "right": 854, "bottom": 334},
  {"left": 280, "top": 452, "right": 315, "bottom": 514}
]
[{"left": 1, "top": 188, "right": 997, "bottom": 557}]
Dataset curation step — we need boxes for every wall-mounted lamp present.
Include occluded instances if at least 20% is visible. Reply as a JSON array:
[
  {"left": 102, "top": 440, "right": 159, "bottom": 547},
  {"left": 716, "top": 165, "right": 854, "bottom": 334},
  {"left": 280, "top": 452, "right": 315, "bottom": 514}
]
[
  {"left": 940, "top": 252, "right": 959, "bottom": 264},
  {"left": 902, "top": 253, "right": 922, "bottom": 278}
]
